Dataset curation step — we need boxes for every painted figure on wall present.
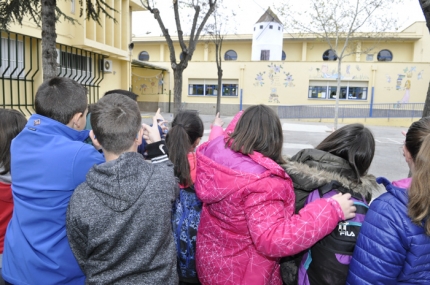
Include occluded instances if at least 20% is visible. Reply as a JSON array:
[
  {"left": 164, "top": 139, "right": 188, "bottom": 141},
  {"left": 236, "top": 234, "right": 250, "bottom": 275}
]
[
  {"left": 400, "top": 80, "right": 411, "bottom": 103},
  {"left": 268, "top": 88, "right": 280, "bottom": 103}
]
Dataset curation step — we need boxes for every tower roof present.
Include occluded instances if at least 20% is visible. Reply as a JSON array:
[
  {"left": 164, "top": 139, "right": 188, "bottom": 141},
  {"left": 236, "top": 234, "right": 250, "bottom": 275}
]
[{"left": 256, "top": 7, "right": 282, "bottom": 25}]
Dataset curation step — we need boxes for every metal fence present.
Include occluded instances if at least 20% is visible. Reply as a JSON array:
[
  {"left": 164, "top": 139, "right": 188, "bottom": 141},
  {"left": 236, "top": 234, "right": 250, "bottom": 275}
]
[
  {"left": 277, "top": 103, "right": 424, "bottom": 119},
  {"left": 0, "top": 30, "right": 105, "bottom": 115}
]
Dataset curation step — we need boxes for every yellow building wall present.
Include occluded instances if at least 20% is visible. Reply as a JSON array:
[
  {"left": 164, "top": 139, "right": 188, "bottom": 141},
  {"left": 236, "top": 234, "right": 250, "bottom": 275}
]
[
  {"left": 283, "top": 42, "right": 302, "bottom": 61},
  {"left": 305, "top": 42, "right": 356, "bottom": 62},
  {"left": 1, "top": 0, "right": 143, "bottom": 112},
  {"left": 132, "top": 22, "right": 429, "bottom": 111}
]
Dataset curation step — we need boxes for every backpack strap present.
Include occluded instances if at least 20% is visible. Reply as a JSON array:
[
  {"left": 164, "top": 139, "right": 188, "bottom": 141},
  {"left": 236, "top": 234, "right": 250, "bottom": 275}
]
[{"left": 318, "top": 180, "right": 369, "bottom": 201}]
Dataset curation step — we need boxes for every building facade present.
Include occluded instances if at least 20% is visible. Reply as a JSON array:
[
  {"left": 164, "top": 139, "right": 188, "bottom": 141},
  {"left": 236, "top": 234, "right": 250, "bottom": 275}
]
[
  {"left": 132, "top": 8, "right": 430, "bottom": 116},
  {"left": 0, "top": 0, "right": 145, "bottom": 115}
]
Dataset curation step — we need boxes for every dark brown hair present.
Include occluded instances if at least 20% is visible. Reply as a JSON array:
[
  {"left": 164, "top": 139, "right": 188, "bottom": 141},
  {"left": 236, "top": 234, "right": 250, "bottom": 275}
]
[
  {"left": 227, "top": 105, "right": 284, "bottom": 164},
  {"left": 407, "top": 117, "right": 430, "bottom": 236},
  {"left": 35, "top": 77, "right": 88, "bottom": 125},
  {"left": 165, "top": 110, "right": 204, "bottom": 186},
  {"left": 91, "top": 93, "right": 141, "bottom": 155},
  {"left": 315, "top": 123, "right": 375, "bottom": 183},
  {"left": 104, "top": 89, "right": 138, "bottom": 101},
  {"left": 0, "top": 109, "right": 27, "bottom": 175}
]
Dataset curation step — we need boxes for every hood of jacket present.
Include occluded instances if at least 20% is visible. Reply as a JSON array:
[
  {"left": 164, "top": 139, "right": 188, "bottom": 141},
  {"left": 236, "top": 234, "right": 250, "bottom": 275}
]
[
  {"left": 86, "top": 152, "right": 153, "bottom": 212},
  {"left": 377, "top": 177, "right": 408, "bottom": 206},
  {"left": 196, "top": 135, "right": 289, "bottom": 204},
  {"left": 282, "top": 148, "right": 380, "bottom": 199}
]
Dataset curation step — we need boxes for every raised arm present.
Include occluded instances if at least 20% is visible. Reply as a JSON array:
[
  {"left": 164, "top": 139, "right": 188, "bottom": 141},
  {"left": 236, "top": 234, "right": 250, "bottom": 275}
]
[{"left": 243, "top": 177, "right": 346, "bottom": 257}]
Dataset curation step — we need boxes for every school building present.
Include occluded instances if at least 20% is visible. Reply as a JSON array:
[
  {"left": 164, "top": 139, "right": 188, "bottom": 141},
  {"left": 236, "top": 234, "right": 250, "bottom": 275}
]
[
  {"left": 131, "top": 8, "right": 430, "bottom": 119},
  {"left": 0, "top": 0, "right": 145, "bottom": 115}
]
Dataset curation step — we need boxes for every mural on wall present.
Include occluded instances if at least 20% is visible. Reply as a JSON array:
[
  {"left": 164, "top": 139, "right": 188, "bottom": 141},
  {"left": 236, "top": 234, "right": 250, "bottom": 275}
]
[
  {"left": 310, "top": 64, "right": 368, "bottom": 80},
  {"left": 283, "top": 72, "right": 295, "bottom": 87},
  {"left": 418, "top": 70, "right": 424, "bottom": 80},
  {"left": 269, "top": 88, "right": 280, "bottom": 103},
  {"left": 132, "top": 72, "right": 164, "bottom": 95},
  {"left": 253, "top": 63, "right": 295, "bottom": 103},
  {"left": 254, "top": 72, "right": 265, "bottom": 86},
  {"left": 389, "top": 66, "right": 417, "bottom": 104}
]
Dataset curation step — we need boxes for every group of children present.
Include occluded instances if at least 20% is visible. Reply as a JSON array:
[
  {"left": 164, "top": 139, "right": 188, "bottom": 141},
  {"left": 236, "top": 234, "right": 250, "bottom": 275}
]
[{"left": 0, "top": 76, "right": 430, "bottom": 285}]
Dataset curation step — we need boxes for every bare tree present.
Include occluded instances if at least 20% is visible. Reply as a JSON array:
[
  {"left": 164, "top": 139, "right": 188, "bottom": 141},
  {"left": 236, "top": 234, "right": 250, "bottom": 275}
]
[
  {"left": 205, "top": 1, "right": 235, "bottom": 115},
  {"left": 278, "top": 0, "right": 399, "bottom": 129},
  {"left": 419, "top": 0, "right": 430, "bottom": 117},
  {"left": 141, "top": 0, "right": 217, "bottom": 113},
  {"left": 0, "top": 0, "right": 115, "bottom": 81}
]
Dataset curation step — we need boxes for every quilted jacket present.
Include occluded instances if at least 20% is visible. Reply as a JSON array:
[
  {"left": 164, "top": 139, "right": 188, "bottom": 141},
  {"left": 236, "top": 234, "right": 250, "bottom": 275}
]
[
  {"left": 194, "top": 135, "right": 345, "bottom": 285},
  {"left": 347, "top": 177, "right": 430, "bottom": 284}
]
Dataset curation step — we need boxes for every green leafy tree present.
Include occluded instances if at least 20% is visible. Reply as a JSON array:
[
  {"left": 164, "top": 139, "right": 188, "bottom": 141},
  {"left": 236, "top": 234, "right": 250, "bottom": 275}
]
[{"left": 0, "top": 0, "right": 115, "bottom": 81}]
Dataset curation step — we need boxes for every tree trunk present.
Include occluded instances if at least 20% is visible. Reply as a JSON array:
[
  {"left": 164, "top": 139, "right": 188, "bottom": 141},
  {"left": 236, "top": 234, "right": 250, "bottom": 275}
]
[
  {"left": 334, "top": 59, "right": 342, "bottom": 129},
  {"left": 423, "top": 81, "right": 430, "bottom": 117},
  {"left": 419, "top": 1, "right": 430, "bottom": 117},
  {"left": 173, "top": 66, "right": 184, "bottom": 114},
  {"left": 41, "top": 0, "right": 58, "bottom": 81},
  {"left": 216, "top": 66, "right": 222, "bottom": 114}
]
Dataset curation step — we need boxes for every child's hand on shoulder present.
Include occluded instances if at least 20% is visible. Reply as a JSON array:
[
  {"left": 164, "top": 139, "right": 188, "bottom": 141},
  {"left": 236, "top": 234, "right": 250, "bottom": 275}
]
[
  {"left": 332, "top": 193, "right": 356, "bottom": 220},
  {"left": 142, "top": 116, "right": 162, "bottom": 144},
  {"left": 212, "top": 112, "right": 224, "bottom": 127}
]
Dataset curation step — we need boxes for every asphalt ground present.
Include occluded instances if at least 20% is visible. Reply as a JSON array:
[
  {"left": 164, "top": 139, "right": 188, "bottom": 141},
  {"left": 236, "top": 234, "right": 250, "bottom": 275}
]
[{"left": 143, "top": 112, "right": 410, "bottom": 199}]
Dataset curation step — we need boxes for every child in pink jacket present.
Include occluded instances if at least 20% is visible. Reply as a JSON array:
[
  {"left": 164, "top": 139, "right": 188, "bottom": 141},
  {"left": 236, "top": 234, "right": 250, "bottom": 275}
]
[{"left": 194, "top": 105, "right": 356, "bottom": 285}]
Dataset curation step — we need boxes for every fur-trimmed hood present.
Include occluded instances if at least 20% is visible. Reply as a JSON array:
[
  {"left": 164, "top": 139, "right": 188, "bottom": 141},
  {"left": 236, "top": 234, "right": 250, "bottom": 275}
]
[{"left": 281, "top": 149, "right": 382, "bottom": 211}]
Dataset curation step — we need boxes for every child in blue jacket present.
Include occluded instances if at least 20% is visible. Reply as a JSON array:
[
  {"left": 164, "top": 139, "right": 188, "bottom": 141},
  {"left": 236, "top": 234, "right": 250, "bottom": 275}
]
[
  {"left": 347, "top": 117, "right": 430, "bottom": 284},
  {"left": 2, "top": 77, "right": 104, "bottom": 285}
]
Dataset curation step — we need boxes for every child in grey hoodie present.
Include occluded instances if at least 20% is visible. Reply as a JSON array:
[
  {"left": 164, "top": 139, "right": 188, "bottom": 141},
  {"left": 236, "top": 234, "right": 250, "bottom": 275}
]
[{"left": 66, "top": 94, "right": 178, "bottom": 284}]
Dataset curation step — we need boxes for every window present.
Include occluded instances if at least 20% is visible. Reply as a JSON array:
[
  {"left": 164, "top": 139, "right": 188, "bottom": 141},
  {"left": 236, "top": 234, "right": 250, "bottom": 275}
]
[
  {"left": 254, "top": 27, "right": 256, "bottom": 31},
  {"left": 224, "top": 50, "right": 237, "bottom": 61},
  {"left": 0, "top": 37, "right": 24, "bottom": 78},
  {"left": 377, "top": 49, "right": 393, "bottom": 61},
  {"left": 269, "top": 25, "right": 273, "bottom": 29},
  {"left": 323, "top": 49, "right": 337, "bottom": 61},
  {"left": 282, "top": 51, "right": 286, "bottom": 61},
  {"left": 56, "top": 49, "right": 94, "bottom": 84},
  {"left": 278, "top": 26, "right": 281, "bottom": 31},
  {"left": 366, "top": 54, "right": 374, "bottom": 61},
  {"left": 138, "top": 51, "right": 149, "bottom": 61},
  {"left": 222, "top": 84, "right": 238, "bottom": 96},
  {"left": 308, "top": 81, "right": 367, "bottom": 100},
  {"left": 60, "top": 52, "right": 91, "bottom": 71},
  {"left": 189, "top": 84, "right": 205, "bottom": 95},
  {"left": 260, "top": 50, "right": 270, "bottom": 60},
  {"left": 260, "top": 25, "right": 263, "bottom": 29},
  {"left": 188, "top": 79, "right": 238, "bottom": 97},
  {"left": 205, "top": 85, "right": 218, "bottom": 96}
]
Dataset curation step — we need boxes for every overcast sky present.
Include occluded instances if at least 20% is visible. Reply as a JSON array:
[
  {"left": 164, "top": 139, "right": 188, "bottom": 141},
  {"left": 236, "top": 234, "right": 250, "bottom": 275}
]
[{"left": 132, "top": 0, "right": 425, "bottom": 37}]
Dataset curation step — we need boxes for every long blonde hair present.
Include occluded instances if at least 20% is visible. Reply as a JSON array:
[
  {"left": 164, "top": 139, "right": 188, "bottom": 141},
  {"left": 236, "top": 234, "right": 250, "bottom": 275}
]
[{"left": 408, "top": 118, "right": 430, "bottom": 235}]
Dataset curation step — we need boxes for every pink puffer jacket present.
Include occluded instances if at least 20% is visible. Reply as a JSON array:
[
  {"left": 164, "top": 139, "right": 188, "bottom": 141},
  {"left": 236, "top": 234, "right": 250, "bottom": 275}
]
[{"left": 195, "top": 135, "right": 344, "bottom": 285}]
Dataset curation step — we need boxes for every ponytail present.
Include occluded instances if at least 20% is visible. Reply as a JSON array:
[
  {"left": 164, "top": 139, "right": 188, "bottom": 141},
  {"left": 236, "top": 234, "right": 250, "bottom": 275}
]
[
  {"left": 165, "top": 110, "right": 204, "bottom": 187},
  {"left": 166, "top": 125, "right": 193, "bottom": 186},
  {"left": 408, "top": 134, "right": 430, "bottom": 236}
]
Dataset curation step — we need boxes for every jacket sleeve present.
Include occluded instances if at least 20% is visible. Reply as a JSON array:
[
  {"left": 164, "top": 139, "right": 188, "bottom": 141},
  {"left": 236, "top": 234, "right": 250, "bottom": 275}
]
[
  {"left": 73, "top": 144, "right": 104, "bottom": 186},
  {"left": 243, "top": 177, "right": 343, "bottom": 257},
  {"left": 66, "top": 196, "right": 88, "bottom": 271},
  {"left": 346, "top": 197, "right": 407, "bottom": 285},
  {"left": 208, "top": 125, "right": 224, "bottom": 141}
]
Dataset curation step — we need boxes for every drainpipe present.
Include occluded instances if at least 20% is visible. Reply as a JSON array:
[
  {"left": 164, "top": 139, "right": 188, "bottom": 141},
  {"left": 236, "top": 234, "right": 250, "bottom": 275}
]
[{"left": 370, "top": 65, "right": 377, "bottom": 117}]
